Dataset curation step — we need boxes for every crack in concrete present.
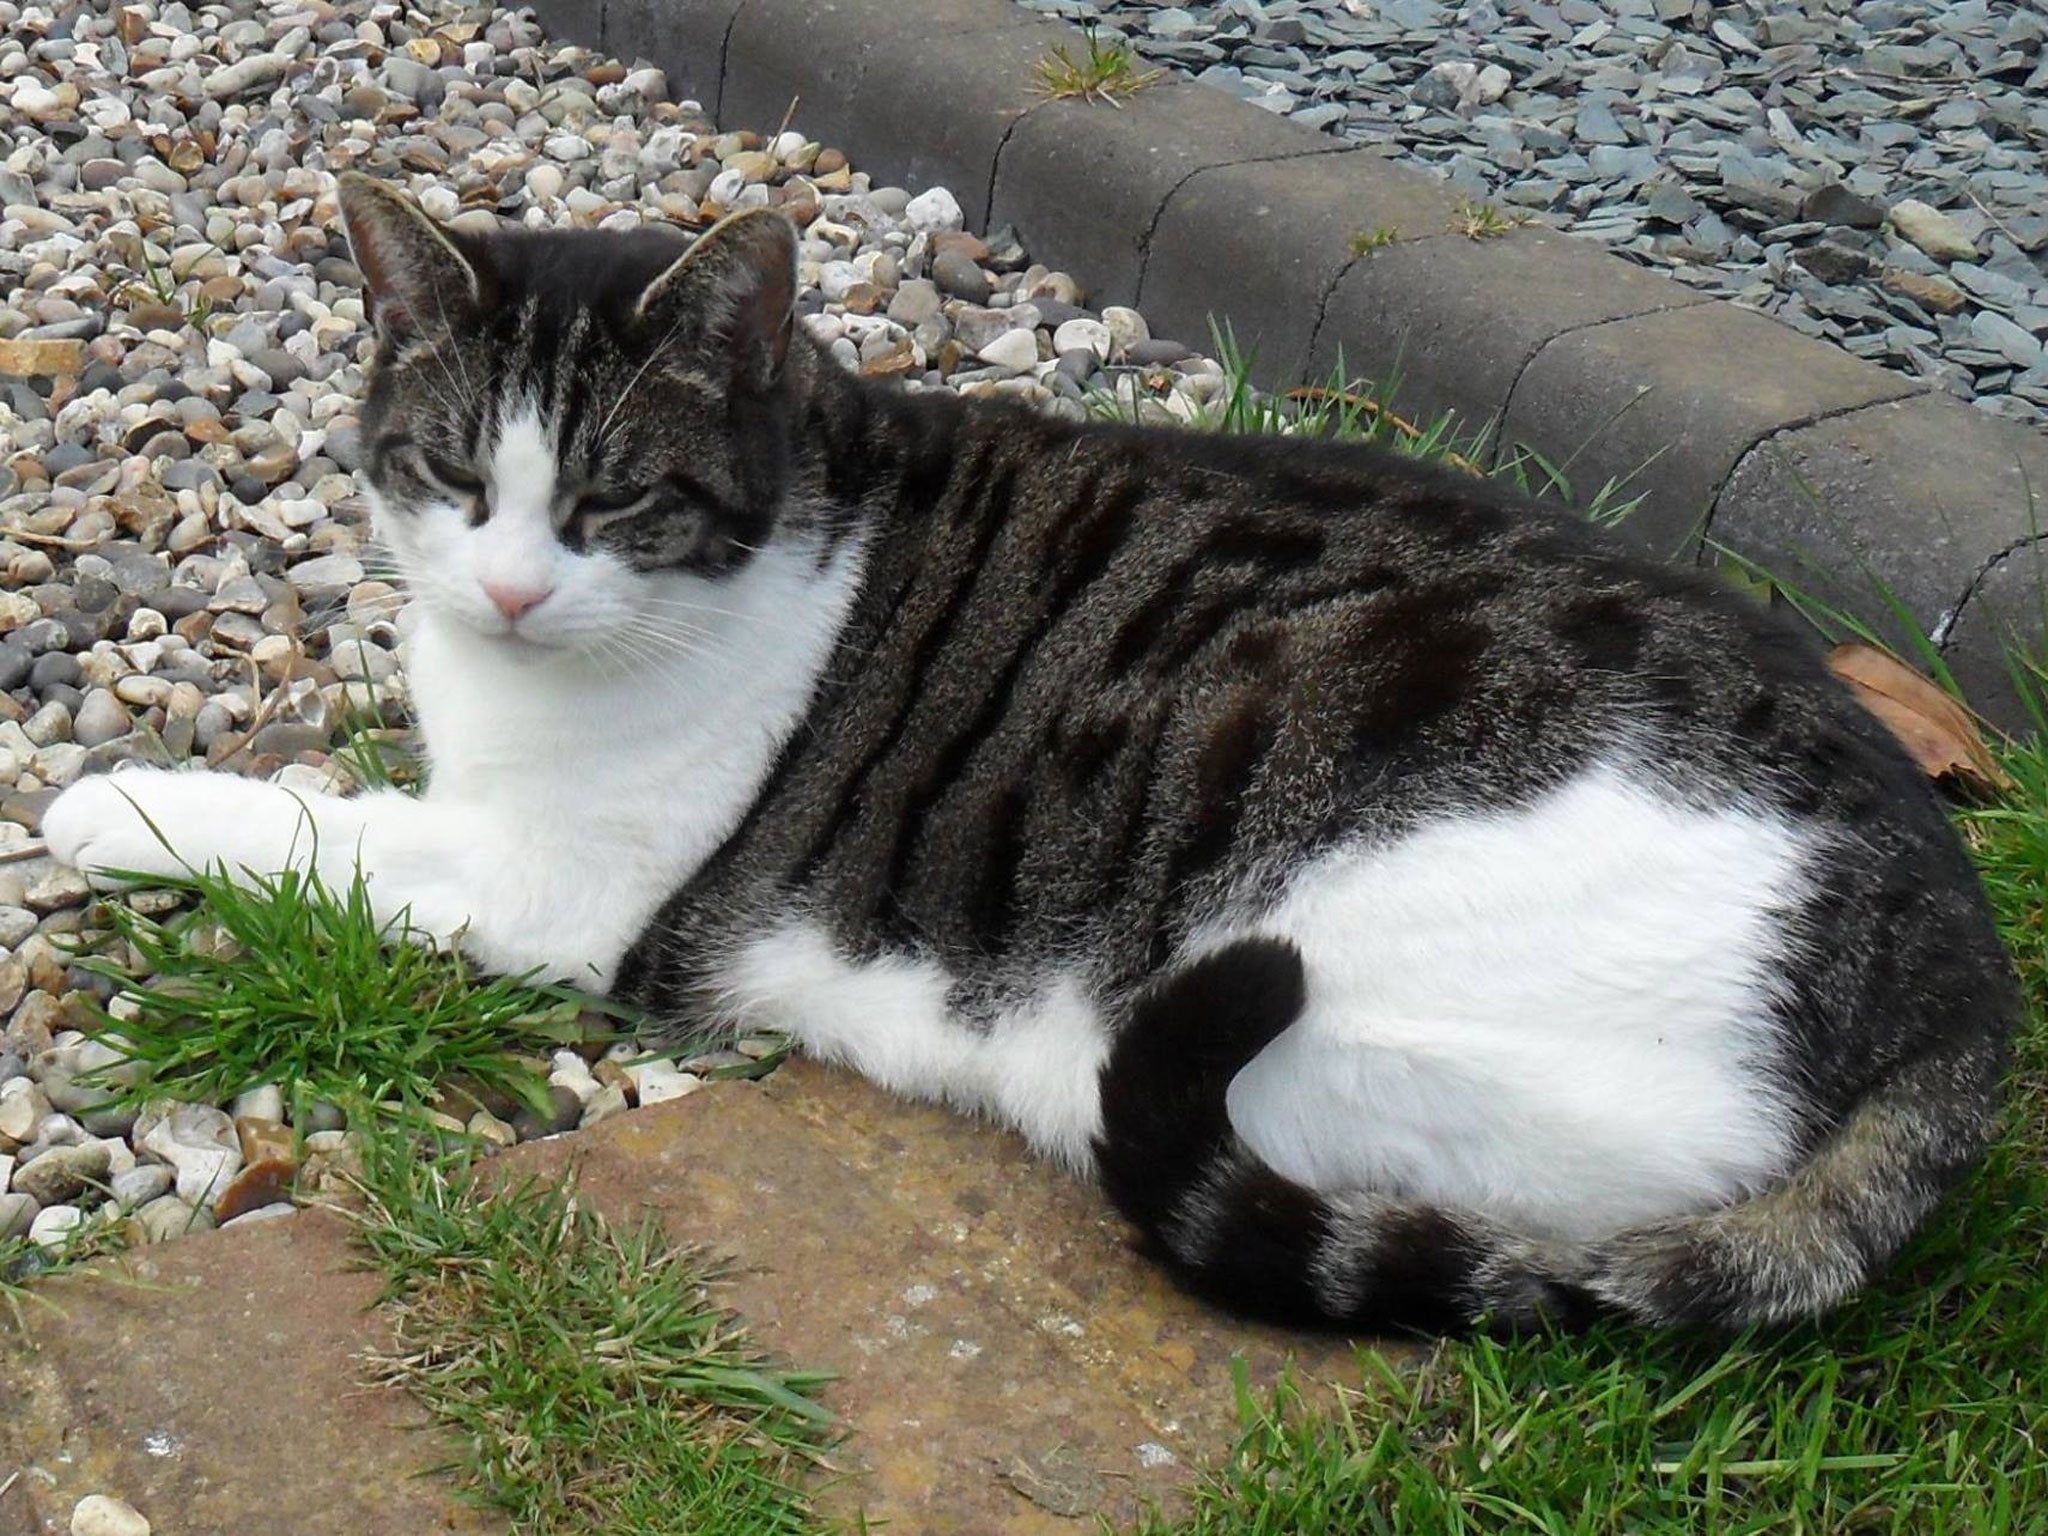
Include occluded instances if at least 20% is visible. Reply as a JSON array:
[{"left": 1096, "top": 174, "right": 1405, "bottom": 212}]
[
  {"left": 1490, "top": 289, "right": 1713, "bottom": 473},
  {"left": 1129, "top": 145, "right": 1352, "bottom": 310},
  {"left": 984, "top": 104, "right": 1044, "bottom": 236},
  {"left": 1300, "top": 230, "right": 1470, "bottom": 416},
  {"left": 1696, "top": 384, "right": 1929, "bottom": 556},
  {"left": 1941, "top": 529, "right": 2048, "bottom": 653},
  {"left": 716, "top": 0, "right": 753, "bottom": 124}
]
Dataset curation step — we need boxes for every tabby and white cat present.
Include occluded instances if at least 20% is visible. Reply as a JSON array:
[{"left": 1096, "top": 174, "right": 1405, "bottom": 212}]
[{"left": 45, "top": 173, "right": 2017, "bottom": 1333}]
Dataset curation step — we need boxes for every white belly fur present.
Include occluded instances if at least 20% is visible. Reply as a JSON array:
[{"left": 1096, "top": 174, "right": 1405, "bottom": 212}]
[
  {"left": 721, "top": 760, "right": 1814, "bottom": 1243},
  {"left": 1219, "top": 762, "right": 1812, "bottom": 1241}
]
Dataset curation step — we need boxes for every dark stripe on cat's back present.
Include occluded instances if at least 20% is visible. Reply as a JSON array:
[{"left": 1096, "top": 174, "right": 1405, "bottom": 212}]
[
  {"left": 877, "top": 464, "right": 1179, "bottom": 944},
  {"left": 791, "top": 446, "right": 1020, "bottom": 885},
  {"left": 1106, "top": 516, "right": 1331, "bottom": 676}
]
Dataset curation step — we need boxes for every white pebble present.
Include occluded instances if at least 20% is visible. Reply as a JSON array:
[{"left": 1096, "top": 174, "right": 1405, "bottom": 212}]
[
  {"left": 418, "top": 186, "right": 460, "bottom": 222},
  {"left": 1102, "top": 305, "right": 1150, "bottom": 354},
  {"left": 548, "top": 1051, "right": 600, "bottom": 1105},
  {"left": 977, "top": 329, "right": 1041, "bottom": 372},
  {"left": 904, "top": 186, "right": 964, "bottom": 234},
  {"left": 71, "top": 1495, "right": 151, "bottom": 1536},
  {"left": 230, "top": 1084, "right": 285, "bottom": 1122},
  {"left": 1053, "top": 318, "right": 1113, "bottom": 359},
  {"left": 627, "top": 1059, "right": 703, "bottom": 1107},
  {"left": 30, "top": 1203, "right": 84, "bottom": 1249},
  {"left": 139, "top": 1103, "right": 242, "bottom": 1206}
]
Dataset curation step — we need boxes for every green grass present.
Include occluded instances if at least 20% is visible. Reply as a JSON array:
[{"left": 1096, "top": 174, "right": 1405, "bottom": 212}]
[
  {"left": 1033, "top": 26, "right": 1164, "bottom": 107},
  {"left": 348, "top": 1131, "right": 838, "bottom": 1535},
  {"left": 1349, "top": 225, "right": 1401, "bottom": 257},
  {"left": 67, "top": 859, "right": 600, "bottom": 1129},
  {"left": 1449, "top": 198, "right": 1532, "bottom": 239},
  {"left": 1088, "top": 323, "right": 1648, "bottom": 526},
  {"left": 0, "top": 1201, "right": 134, "bottom": 1313},
  {"left": 30, "top": 856, "right": 836, "bottom": 1533}
]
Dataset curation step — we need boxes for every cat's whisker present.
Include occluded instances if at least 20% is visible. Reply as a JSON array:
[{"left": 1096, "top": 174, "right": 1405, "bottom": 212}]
[
  {"left": 618, "top": 629, "right": 722, "bottom": 671},
  {"left": 634, "top": 595, "right": 781, "bottom": 626},
  {"left": 630, "top": 616, "right": 722, "bottom": 646},
  {"left": 593, "top": 309, "right": 692, "bottom": 457}
]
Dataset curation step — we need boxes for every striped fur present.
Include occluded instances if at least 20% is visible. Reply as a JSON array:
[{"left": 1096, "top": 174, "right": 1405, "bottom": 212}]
[{"left": 51, "top": 187, "right": 2015, "bottom": 1334}]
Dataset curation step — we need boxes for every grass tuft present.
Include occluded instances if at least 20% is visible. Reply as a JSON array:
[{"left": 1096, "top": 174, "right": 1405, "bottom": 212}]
[
  {"left": 349, "top": 1134, "right": 838, "bottom": 1535},
  {"left": 1088, "top": 322, "right": 1646, "bottom": 526},
  {"left": 69, "top": 859, "right": 599, "bottom": 1129},
  {"left": 0, "top": 1205, "right": 134, "bottom": 1317},
  {"left": 1450, "top": 198, "right": 1530, "bottom": 239},
  {"left": 1033, "top": 26, "right": 1164, "bottom": 107},
  {"left": 1349, "top": 225, "right": 1401, "bottom": 256}
]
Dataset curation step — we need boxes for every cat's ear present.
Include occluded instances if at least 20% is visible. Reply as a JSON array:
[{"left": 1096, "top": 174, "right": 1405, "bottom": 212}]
[
  {"left": 336, "top": 171, "right": 485, "bottom": 344},
  {"left": 635, "top": 209, "right": 797, "bottom": 394}
]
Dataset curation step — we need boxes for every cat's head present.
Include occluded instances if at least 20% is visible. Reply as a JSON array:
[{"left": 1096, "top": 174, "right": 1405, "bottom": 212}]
[{"left": 336, "top": 172, "right": 808, "bottom": 654}]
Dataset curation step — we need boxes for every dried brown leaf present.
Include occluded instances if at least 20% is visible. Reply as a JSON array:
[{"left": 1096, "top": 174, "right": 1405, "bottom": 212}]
[{"left": 1826, "top": 641, "right": 2013, "bottom": 795}]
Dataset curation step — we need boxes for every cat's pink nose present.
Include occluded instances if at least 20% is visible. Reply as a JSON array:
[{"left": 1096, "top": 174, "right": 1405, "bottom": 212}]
[{"left": 483, "top": 582, "right": 552, "bottom": 622}]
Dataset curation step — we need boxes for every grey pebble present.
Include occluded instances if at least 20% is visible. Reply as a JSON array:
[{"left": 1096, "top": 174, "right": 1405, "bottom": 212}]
[
  {"left": 0, "top": 1192, "right": 35, "bottom": 1240},
  {"left": 931, "top": 250, "right": 994, "bottom": 305},
  {"left": 9, "top": 1141, "right": 108, "bottom": 1206},
  {"left": 0, "top": 640, "right": 30, "bottom": 693},
  {"left": 71, "top": 690, "right": 133, "bottom": 749}
]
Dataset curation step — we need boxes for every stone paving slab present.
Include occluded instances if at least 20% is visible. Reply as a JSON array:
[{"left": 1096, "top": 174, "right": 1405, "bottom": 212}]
[
  {"left": 0, "top": 1208, "right": 496, "bottom": 1536},
  {"left": 2, "top": 1063, "right": 1369, "bottom": 1535},
  {"left": 544, "top": 0, "right": 2048, "bottom": 724}
]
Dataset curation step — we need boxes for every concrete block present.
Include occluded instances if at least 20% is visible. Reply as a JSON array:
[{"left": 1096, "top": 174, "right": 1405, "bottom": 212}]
[
  {"left": 598, "top": 0, "right": 747, "bottom": 115},
  {"left": 842, "top": 7, "right": 1091, "bottom": 225},
  {"left": 1946, "top": 534, "right": 2048, "bottom": 731},
  {"left": 1139, "top": 147, "right": 1465, "bottom": 385},
  {"left": 990, "top": 80, "right": 1335, "bottom": 309},
  {"left": 1501, "top": 302, "right": 1924, "bottom": 559},
  {"left": 1310, "top": 227, "right": 1709, "bottom": 450},
  {"left": 522, "top": 0, "right": 595, "bottom": 48},
  {"left": 1714, "top": 392, "right": 2048, "bottom": 728},
  {"left": 718, "top": 0, "right": 942, "bottom": 148}
]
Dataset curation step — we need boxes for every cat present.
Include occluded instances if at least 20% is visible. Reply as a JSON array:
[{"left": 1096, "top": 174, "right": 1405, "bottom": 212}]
[{"left": 44, "top": 171, "right": 2018, "bottom": 1334}]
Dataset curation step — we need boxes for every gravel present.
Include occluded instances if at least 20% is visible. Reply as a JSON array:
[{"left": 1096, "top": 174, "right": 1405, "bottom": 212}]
[
  {"left": 0, "top": 0, "right": 1233, "bottom": 1258},
  {"left": 1013, "top": 0, "right": 2047, "bottom": 428}
]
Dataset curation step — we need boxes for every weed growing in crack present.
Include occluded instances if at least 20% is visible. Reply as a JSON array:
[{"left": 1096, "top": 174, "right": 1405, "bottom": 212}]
[
  {"left": 1034, "top": 27, "right": 1164, "bottom": 108},
  {"left": 1450, "top": 198, "right": 1530, "bottom": 239},
  {"left": 1349, "top": 225, "right": 1401, "bottom": 256}
]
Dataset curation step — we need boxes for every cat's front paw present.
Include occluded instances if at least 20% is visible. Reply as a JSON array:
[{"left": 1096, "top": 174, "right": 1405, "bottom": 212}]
[{"left": 42, "top": 769, "right": 262, "bottom": 884}]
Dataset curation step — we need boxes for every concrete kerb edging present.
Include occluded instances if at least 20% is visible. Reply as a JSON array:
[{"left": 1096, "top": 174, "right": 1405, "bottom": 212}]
[{"left": 537, "top": 0, "right": 2048, "bottom": 727}]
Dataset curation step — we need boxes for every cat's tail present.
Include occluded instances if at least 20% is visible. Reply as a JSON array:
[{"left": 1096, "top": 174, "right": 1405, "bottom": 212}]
[{"left": 1093, "top": 936, "right": 2005, "bottom": 1333}]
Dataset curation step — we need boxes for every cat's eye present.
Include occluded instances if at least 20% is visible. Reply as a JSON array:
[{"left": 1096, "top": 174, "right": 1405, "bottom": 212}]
[
  {"left": 576, "top": 487, "right": 651, "bottom": 537},
  {"left": 418, "top": 452, "right": 484, "bottom": 496}
]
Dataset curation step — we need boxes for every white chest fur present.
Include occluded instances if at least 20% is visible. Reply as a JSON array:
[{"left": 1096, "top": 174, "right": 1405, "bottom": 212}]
[{"left": 391, "top": 534, "right": 866, "bottom": 986}]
